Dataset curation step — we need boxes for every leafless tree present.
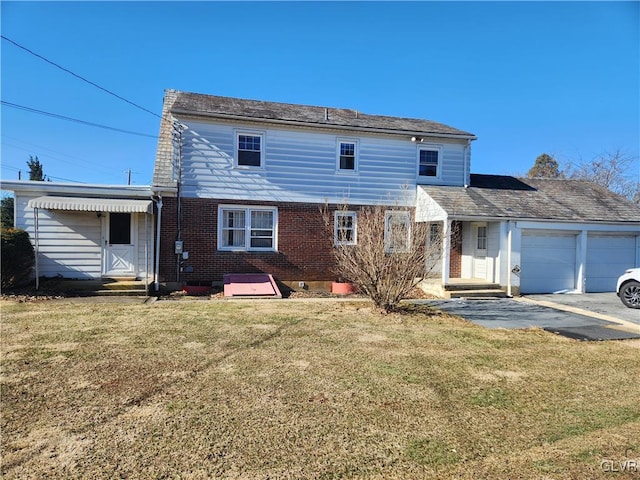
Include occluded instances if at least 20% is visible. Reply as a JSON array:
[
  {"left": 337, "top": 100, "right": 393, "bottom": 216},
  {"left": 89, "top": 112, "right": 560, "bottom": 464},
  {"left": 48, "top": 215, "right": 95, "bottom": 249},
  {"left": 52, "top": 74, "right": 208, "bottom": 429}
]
[
  {"left": 565, "top": 149, "right": 639, "bottom": 202},
  {"left": 322, "top": 201, "right": 443, "bottom": 313}
]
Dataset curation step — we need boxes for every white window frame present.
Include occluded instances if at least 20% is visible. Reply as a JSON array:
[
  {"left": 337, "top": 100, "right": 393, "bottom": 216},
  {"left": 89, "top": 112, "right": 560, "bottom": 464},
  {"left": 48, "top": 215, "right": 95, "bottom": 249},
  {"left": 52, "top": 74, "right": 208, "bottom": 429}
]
[
  {"left": 336, "top": 138, "right": 359, "bottom": 173},
  {"left": 384, "top": 210, "right": 411, "bottom": 253},
  {"left": 334, "top": 211, "right": 357, "bottom": 245},
  {"left": 417, "top": 144, "right": 442, "bottom": 180},
  {"left": 428, "top": 222, "right": 442, "bottom": 246},
  {"left": 234, "top": 130, "right": 265, "bottom": 169},
  {"left": 476, "top": 225, "right": 488, "bottom": 252},
  {"left": 217, "top": 205, "right": 278, "bottom": 252}
]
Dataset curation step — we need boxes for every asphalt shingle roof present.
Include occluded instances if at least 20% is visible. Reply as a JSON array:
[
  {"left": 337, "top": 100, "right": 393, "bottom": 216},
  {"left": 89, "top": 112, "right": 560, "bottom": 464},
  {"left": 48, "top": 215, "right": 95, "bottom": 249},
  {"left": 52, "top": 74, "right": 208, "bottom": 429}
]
[
  {"left": 420, "top": 174, "right": 640, "bottom": 223},
  {"left": 169, "top": 90, "right": 475, "bottom": 137}
]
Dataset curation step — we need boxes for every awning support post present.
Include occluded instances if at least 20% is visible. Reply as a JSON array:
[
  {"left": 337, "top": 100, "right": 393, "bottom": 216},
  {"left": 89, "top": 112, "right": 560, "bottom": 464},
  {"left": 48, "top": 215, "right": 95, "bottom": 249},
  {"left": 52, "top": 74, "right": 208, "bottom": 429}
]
[{"left": 34, "top": 207, "right": 40, "bottom": 290}]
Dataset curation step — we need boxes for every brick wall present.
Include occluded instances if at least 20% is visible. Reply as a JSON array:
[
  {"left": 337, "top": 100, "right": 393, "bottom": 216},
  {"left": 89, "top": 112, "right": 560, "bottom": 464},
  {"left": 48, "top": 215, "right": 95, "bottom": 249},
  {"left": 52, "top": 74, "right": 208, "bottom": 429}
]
[
  {"left": 449, "top": 220, "right": 462, "bottom": 278},
  {"left": 159, "top": 197, "right": 339, "bottom": 284}
]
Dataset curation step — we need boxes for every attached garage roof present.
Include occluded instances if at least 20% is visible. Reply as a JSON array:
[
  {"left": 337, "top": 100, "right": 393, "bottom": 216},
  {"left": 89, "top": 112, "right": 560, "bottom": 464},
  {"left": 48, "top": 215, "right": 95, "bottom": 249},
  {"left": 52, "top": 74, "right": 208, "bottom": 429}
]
[
  {"left": 28, "top": 196, "right": 153, "bottom": 213},
  {"left": 420, "top": 175, "right": 640, "bottom": 223}
]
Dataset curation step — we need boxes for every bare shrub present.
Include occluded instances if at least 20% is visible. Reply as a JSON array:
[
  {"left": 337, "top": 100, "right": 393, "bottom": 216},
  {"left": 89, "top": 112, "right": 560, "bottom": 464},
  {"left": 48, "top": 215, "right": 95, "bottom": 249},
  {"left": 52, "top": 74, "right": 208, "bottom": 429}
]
[{"left": 322, "top": 202, "right": 442, "bottom": 313}]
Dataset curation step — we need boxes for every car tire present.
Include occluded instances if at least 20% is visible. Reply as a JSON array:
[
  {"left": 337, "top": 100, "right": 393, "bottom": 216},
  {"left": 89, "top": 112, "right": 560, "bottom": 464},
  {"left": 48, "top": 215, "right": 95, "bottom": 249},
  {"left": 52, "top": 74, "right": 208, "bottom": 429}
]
[{"left": 620, "top": 281, "right": 640, "bottom": 309}]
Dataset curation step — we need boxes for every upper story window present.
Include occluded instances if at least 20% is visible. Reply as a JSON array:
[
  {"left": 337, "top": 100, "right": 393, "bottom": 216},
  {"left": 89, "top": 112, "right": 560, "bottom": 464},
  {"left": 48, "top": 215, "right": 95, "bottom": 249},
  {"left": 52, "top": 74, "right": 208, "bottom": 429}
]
[
  {"left": 337, "top": 139, "right": 358, "bottom": 172},
  {"left": 218, "top": 205, "right": 277, "bottom": 251},
  {"left": 334, "top": 211, "right": 357, "bottom": 245},
  {"left": 384, "top": 210, "right": 411, "bottom": 253},
  {"left": 418, "top": 146, "right": 441, "bottom": 178},
  {"left": 236, "top": 131, "right": 264, "bottom": 168}
]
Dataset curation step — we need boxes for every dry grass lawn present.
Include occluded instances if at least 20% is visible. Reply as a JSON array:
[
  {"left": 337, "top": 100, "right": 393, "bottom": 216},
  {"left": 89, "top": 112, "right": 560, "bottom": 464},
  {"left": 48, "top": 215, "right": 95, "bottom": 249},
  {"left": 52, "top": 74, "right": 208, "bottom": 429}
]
[{"left": 1, "top": 298, "right": 639, "bottom": 479}]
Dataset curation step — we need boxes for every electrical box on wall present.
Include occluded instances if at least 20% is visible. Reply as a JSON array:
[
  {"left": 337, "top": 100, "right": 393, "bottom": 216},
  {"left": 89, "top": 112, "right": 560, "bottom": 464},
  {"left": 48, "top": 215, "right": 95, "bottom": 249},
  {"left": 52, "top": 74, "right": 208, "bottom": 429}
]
[{"left": 175, "top": 240, "right": 183, "bottom": 254}]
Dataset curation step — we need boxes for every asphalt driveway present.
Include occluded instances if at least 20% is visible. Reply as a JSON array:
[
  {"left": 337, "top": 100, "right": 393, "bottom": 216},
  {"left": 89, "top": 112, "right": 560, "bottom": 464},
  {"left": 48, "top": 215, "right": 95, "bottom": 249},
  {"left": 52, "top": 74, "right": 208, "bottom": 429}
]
[
  {"left": 525, "top": 292, "right": 639, "bottom": 326},
  {"left": 420, "top": 294, "right": 640, "bottom": 341}
]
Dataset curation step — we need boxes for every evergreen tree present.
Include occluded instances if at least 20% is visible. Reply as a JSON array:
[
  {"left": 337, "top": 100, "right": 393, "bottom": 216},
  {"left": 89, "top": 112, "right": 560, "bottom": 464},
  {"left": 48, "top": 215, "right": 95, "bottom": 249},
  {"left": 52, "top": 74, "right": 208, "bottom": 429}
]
[
  {"left": 527, "top": 153, "right": 563, "bottom": 179},
  {"left": 0, "top": 196, "right": 15, "bottom": 228},
  {"left": 27, "top": 155, "right": 45, "bottom": 181}
]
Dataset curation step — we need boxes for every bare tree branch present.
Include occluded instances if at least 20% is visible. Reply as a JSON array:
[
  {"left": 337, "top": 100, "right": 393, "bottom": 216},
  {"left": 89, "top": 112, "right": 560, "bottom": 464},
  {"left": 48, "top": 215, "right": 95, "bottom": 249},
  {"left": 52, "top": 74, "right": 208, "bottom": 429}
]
[{"left": 322, "top": 200, "right": 442, "bottom": 313}]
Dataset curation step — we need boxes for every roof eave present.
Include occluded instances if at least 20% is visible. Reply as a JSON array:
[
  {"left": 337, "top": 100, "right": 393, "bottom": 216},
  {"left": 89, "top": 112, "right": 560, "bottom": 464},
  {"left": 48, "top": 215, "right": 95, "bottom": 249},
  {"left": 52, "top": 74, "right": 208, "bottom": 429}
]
[
  {"left": 446, "top": 213, "right": 640, "bottom": 225},
  {"left": 170, "top": 109, "right": 477, "bottom": 141},
  {"left": 1, "top": 180, "right": 154, "bottom": 198}
]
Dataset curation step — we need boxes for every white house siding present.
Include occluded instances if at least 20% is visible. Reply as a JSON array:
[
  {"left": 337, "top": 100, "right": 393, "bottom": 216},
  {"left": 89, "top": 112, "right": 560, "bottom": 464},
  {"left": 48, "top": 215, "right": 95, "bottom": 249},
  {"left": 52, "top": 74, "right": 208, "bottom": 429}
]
[
  {"left": 16, "top": 195, "right": 102, "bottom": 279},
  {"left": 486, "top": 222, "right": 501, "bottom": 283},
  {"left": 178, "top": 119, "right": 468, "bottom": 206},
  {"left": 15, "top": 194, "right": 152, "bottom": 280}
]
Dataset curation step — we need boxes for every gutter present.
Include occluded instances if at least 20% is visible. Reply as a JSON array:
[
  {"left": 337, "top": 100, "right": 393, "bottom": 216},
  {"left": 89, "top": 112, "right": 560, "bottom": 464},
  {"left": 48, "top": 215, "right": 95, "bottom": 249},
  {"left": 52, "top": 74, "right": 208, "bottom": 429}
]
[
  {"left": 440, "top": 214, "right": 640, "bottom": 226},
  {"left": 0, "top": 180, "right": 156, "bottom": 198}
]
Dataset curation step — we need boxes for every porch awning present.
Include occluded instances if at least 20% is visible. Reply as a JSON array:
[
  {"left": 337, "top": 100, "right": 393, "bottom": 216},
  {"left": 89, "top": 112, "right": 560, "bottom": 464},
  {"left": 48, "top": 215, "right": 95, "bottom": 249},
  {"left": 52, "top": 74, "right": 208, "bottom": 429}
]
[{"left": 28, "top": 196, "right": 153, "bottom": 214}]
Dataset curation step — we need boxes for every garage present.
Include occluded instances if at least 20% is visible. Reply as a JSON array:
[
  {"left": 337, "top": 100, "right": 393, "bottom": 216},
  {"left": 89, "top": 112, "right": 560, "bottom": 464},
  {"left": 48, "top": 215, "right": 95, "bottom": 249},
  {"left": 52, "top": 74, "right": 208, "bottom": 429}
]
[
  {"left": 586, "top": 235, "right": 637, "bottom": 292},
  {"left": 521, "top": 232, "right": 576, "bottom": 294}
]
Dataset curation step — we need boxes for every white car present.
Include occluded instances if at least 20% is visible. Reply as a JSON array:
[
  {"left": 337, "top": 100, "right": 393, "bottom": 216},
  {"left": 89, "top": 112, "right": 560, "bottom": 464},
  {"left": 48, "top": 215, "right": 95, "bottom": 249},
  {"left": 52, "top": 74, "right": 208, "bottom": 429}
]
[{"left": 617, "top": 268, "right": 640, "bottom": 309}]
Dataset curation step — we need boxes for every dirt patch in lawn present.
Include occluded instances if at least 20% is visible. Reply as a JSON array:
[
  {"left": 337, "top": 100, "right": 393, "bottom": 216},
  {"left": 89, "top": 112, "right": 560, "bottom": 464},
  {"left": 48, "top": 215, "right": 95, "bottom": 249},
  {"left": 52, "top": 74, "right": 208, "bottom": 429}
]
[{"left": 2, "top": 298, "right": 639, "bottom": 479}]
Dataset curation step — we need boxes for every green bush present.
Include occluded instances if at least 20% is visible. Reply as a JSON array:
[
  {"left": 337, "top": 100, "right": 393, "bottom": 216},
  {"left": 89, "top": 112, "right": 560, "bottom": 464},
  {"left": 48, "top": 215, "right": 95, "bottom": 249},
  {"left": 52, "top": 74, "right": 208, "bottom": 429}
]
[{"left": 1, "top": 228, "right": 35, "bottom": 289}]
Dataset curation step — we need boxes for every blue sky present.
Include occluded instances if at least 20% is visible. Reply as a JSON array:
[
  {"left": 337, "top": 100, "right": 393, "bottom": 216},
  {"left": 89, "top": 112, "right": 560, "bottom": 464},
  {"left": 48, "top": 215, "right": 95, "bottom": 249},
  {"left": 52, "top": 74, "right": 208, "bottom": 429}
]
[{"left": 1, "top": 1, "right": 638, "bottom": 186}]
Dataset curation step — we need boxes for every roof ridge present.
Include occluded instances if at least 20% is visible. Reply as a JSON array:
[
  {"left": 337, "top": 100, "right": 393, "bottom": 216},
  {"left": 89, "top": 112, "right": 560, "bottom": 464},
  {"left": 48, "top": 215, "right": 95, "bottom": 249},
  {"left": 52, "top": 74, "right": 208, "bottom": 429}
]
[{"left": 168, "top": 89, "right": 475, "bottom": 137}]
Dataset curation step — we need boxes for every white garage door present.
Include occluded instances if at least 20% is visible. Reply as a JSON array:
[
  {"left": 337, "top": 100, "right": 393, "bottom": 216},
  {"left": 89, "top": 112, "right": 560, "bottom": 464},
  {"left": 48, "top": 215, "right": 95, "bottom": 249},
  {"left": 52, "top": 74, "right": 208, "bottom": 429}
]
[
  {"left": 521, "top": 232, "right": 576, "bottom": 294},
  {"left": 586, "top": 235, "right": 636, "bottom": 292}
]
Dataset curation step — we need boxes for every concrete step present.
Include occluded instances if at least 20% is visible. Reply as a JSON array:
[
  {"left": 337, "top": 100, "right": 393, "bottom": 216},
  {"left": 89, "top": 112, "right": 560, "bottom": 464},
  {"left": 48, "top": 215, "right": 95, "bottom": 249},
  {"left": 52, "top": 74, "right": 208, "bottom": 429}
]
[
  {"left": 94, "top": 289, "right": 148, "bottom": 297},
  {"left": 99, "top": 281, "right": 147, "bottom": 291},
  {"left": 444, "top": 283, "right": 502, "bottom": 291},
  {"left": 448, "top": 289, "right": 508, "bottom": 299}
]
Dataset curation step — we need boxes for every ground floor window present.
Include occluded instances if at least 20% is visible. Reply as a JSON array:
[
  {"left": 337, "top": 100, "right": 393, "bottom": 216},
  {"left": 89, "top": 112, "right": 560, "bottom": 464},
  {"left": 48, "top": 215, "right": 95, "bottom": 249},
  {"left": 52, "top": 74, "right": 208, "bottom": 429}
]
[
  {"left": 384, "top": 210, "right": 411, "bottom": 253},
  {"left": 334, "top": 211, "right": 357, "bottom": 245},
  {"left": 218, "top": 205, "right": 277, "bottom": 251}
]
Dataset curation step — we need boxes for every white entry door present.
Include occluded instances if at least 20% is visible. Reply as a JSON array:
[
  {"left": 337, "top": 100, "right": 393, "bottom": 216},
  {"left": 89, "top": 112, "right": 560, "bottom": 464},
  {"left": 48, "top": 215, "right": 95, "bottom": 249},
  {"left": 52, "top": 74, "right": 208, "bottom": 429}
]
[
  {"left": 103, "top": 213, "right": 136, "bottom": 276},
  {"left": 472, "top": 223, "right": 488, "bottom": 279}
]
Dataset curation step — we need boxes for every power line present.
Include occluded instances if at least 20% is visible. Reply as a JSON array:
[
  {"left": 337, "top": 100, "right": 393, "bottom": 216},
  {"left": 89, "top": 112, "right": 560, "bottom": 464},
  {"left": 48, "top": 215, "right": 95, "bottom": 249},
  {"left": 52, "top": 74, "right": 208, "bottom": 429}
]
[
  {"left": 0, "top": 164, "right": 84, "bottom": 183},
  {"left": 1, "top": 134, "right": 115, "bottom": 175},
  {"left": 1, "top": 35, "right": 161, "bottom": 120},
  {"left": 1, "top": 141, "right": 115, "bottom": 176},
  {"left": 1, "top": 100, "right": 158, "bottom": 139}
]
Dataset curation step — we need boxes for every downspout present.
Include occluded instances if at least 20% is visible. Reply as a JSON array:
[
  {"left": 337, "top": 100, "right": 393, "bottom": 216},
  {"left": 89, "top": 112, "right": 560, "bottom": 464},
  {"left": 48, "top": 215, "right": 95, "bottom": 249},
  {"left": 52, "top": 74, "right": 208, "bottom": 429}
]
[
  {"left": 506, "top": 221, "right": 512, "bottom": 297},
  {"left": 34, "top": 207, "right": 40, "bottom": 290},
  {"left": 154, "top": 197, "right": 163, "bottom": 292},
  {"left": 174, "top": 122, "right": 183, "bottom": 283}
]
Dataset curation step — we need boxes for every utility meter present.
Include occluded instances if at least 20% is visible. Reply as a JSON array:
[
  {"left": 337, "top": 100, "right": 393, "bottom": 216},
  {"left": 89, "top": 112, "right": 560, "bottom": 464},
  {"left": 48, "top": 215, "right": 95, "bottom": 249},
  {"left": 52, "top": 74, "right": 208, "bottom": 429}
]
[{"left": 174, "top": 240, "right": 183, "bottom": 254}]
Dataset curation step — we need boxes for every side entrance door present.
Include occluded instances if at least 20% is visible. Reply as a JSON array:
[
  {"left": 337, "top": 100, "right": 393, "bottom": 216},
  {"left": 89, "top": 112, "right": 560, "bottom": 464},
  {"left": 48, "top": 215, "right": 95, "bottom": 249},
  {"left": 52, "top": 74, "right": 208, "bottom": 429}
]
[
  {"left": 103, "top": 212, "right": 136, "bottom": 276},
  {"left": 472, "top": 223, "right": 488, "bottom": 279}
]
